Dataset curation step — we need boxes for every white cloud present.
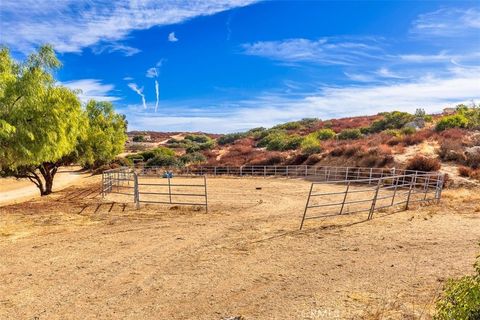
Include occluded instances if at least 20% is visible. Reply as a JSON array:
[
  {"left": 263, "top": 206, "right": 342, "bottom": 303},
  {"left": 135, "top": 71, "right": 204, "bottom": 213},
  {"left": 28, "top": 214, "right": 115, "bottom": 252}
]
[
  {"left": 168, "top": 32, "right": 179, "bottom": 42},
  {"left": 241, "top": 37, "right": 385, "bottom": 65},
  {"left": 91, "top": 43, "right": 141, "bottom": 56},
  {"left": 411, "top": 7, "right": 480, "bottom": 37},
  {"left": 146, "top": 67, "right": 158, "bottom": 78},
  {"left": 62, "top": 79, "right": 119, "bottom": 102},
  {"left": 127, "top": 83, "right": 147, "bottom": 109},
  {"left": 126, "top": 69, "right": 480, "bottom": 132},
  {"left": 1, "top": 0, "right": 258, "bottom": 54},
  {"left": 123, "top": 76, "right": 134, "bottom": 81}
]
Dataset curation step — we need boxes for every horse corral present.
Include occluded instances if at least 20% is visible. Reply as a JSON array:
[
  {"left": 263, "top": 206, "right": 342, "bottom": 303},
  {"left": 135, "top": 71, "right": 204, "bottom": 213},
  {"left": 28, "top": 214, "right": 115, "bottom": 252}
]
[{"left": 102, "top": 165, "right": 444, "bottom": 230}]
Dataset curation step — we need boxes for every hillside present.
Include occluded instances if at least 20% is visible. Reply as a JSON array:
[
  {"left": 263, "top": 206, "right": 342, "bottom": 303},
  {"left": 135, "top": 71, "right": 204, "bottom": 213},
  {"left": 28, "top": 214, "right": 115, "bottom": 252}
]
[{"left": 124, "top": 106, "right": 480, "bottom": 185}]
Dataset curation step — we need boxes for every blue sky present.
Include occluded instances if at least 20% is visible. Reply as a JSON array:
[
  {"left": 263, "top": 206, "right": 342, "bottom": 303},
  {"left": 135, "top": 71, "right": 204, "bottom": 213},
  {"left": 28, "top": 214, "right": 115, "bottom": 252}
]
[{"left": 1, "top": 1, "right": 479, "bottom": 132}]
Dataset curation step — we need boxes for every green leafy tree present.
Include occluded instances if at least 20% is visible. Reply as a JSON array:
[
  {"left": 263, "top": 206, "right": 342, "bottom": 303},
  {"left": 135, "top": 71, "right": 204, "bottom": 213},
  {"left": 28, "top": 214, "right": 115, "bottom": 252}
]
[
  {"left": 78, "top": 100, "right": 127, "bottom": 168},
  {"left": 0, "top": 46, "right": 85, "bottom": 195}
]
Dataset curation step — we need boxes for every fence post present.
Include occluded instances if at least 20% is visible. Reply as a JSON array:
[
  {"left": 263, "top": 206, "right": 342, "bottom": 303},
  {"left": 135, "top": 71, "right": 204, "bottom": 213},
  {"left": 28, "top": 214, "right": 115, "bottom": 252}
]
[
  {"left": 405, "top": 175, "right": 415, "bottom": 210},
  {"left": 369, "top": 168, "right": 373, "bottom": 184},
  {"left": 423, "top": 175, "right": 431, "bottom": 200},
  {"left": 368, "top": 178, "right": 382, "bottom": 220},
  {"left": 204, "top": 176, "right": 208, "bottom": 214},
  {"left": 134, "top": 173, "right": 140, "bottom": 209},
  {"left": 305, "top": 165, "right": 308, "bottom": 176},
  {"left": 168, "top": 176, "right": 172, "bottom": 204},
  {"left": 101, "top": 172, "right": 105, "bottom": 199},
  {"left": 345, "top": 167, "right": 349, "bottom": 180},
  {"left": 264, "top": 166, "right": 267, "bottom": 177},
  {"left": 391, "top": 176, "right": 399, "bottom": 206},
  {"left": 299, "top": 183, "right": 314, "bottom": 230},
  {"left": 339, "top": 182, "right": 350, "bottom": 215},
  {"left": 435, "top": 174, "right": 444, "bottom": 203}
]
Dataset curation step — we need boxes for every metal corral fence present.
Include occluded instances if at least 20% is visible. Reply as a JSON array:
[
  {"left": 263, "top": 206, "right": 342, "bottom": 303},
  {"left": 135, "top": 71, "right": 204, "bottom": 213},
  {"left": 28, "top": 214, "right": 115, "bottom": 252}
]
[
  {"left": 136, "top": 164, "right": 434, "bottom": 182},
  {"left": 102, "top": 167, "right": 208, "bottom": 212},
  {"left": 299, "top": 171, "right": 444, "bottom": 229}
]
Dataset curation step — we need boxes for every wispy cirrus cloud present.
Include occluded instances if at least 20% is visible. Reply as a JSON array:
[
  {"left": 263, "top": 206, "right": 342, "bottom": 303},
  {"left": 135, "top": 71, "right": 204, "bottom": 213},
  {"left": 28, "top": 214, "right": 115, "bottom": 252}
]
[
  {"left": 241, "top": 37, "right": 385, "bottom": 65},
  {"left": 62, "top": 79, "right": 119, "bottom": 102},
  {"left": 0, "top": 0, "right": 259, "bottom": 54},
  {"left": 411, "top": 7, "right": 480, "bottom": 37},
  {"left": 91, "top": 42, "right": 141, "bottom": 56}
]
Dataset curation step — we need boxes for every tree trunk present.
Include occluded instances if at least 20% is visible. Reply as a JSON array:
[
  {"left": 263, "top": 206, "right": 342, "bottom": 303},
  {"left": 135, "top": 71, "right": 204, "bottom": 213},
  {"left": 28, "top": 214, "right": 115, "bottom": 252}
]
[{"left": 38, "top": 162, "right": 58, "bottom": 195}]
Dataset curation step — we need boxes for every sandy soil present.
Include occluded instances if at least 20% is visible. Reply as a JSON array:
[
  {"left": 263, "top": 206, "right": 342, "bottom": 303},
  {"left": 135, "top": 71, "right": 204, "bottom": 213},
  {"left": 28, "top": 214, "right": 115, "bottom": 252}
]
[
  {"left": 1, "top": 176, "right": 479, "bottom": 319},
  {"left": 0, "top": 166, "right": 89, "bottom": 206}
]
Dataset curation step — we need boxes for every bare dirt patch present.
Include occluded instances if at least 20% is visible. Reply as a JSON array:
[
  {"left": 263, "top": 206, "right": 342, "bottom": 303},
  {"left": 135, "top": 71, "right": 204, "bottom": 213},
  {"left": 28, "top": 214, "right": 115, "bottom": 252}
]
[{"left": 1, "top": 176, "right": 479, "bottom": 319}]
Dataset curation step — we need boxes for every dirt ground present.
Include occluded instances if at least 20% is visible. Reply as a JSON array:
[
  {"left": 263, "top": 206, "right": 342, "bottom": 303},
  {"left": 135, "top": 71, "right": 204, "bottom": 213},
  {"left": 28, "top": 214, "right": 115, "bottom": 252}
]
[
  {"left": 1, "top": 176, "right": 479, "bottom": 320},
  {"left": 0, "top": 166, "right": 89, "bottom": 206}
]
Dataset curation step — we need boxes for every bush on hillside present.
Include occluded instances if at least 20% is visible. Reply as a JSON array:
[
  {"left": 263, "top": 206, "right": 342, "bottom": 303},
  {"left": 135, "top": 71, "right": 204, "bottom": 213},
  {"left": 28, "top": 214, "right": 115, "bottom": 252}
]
[
  {"left": 314, "top": 128, "right": 336, "bottom": 140},
  {"left": 436, "top": 114, "right": 469, "bottom": 131},
  {"left": 338, "top": 128, "right": 362, "bottom": 140},
  {"left": 300, "top": 134, "right": 322, "bottom": 155},
  {"left": 217, "top": 132, "right": 248, "bottom": 145},
  {"left": 438, "top": 139, "right": 465, "bottom": 162},
  {"left": 401, "top": 126, "right": 416, "bottom": 135},
  {"left": 257, "top": 131, "right": 303, "bottom": 151},
  {"left": 132, "top": 135, "right": 145, "bottom": 142},
  {"left": 272, "top": 121, "right": 302, "bottom": 130},
  {"left": 369, "top": 111, "right": 415, "bottom": 133},
  {"left": 434, "top": 247, "right": 480, "bottom": 320},
  {"left": 405, "top": 155, "right": 441, "bottom": 172},
  {"left": 179, "top": 152, "right": 206, "bottom": 165}
]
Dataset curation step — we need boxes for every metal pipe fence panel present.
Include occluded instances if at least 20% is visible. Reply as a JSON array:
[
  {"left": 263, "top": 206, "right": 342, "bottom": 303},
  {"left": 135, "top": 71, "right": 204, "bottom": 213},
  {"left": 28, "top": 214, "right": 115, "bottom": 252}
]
[
  {"left": 299, "top": 172, "right": 444, "bottom": 230},
  {"left": 102, "top": 168, "right": 208, "bottom": 212}
]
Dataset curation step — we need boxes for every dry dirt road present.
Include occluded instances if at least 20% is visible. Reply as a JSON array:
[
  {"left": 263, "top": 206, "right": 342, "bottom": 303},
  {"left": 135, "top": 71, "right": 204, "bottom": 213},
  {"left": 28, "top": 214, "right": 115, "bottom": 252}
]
[
  {"left": 1, "top": 176, "right": 479, "bottom": 319},
  {"left": 0, "top": 167, "right": 89, "bottom": 206}
]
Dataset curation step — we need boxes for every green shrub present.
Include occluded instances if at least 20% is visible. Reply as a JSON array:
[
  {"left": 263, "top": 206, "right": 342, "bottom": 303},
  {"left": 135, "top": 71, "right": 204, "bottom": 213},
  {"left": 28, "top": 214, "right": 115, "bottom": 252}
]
[
  {"left": 272, "top": 121, "right": 302, "bottom": 130},
  {"left": 184, "top": 134, "right": 211, "bottom": 143},
  {"left": 179, "top": 152, "right": 206, "bottom": 164},
  {"left": 301, "top": 134, "right": 322, "bottom": 154},
  {"left": 337, "top": 128, "right": 362, "bottom": 140},
  {"left": 258, "top": 131, "right": 302, "bottom": 151},
  {"left": 436, "top": 114, "right": 469, "bottom": 131},
  {"left": 401, "top": 126, "right": 416, "bottom": 135},
  {"left": 370, "top": 111, "right": 415, "bottom": 133},
  {"left": 314, "top": 128, "right": 336, "bottom": 140},
  {"left": 217, "top": 132, "right": 247, "bottom": 145},
  {"left": 384, "top": 129, "right": 402, "bottom": 137},
  {"left": 132, "top": 135, "right": 145, "bottom": 142},
  {"left": 141, "top": 147, "right": 178, "bottom": 167},
  {"left": 434, "top": 249, "right": 480, "bottom": 320},
  {"left": 126, "top": 153, "right": 144, "bottom": 162}
]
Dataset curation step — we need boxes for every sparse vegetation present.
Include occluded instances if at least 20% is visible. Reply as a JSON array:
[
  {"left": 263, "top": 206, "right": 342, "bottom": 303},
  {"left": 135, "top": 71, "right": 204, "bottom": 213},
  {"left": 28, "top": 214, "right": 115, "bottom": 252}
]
[
  {"left": 338, "top": 128, "right": 362, "bottom": 140},
  {"left": 300, "top": 134, "right": 322, "bottom": 154},
  {"left": 405, "top": 155, "right": 441, "bottom": 172},
  {"left": 434, "top": 247, "right": 480, "bottom": 320}
]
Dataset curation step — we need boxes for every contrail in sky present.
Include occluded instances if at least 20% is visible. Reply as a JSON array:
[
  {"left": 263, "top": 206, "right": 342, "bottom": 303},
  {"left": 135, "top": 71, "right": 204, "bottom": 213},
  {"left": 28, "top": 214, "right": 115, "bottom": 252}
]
[
  {"left": 155, "top": 80, "right": 159, "bottom": 112},
  {"left": 128, "top": 83, "right": 146, "bottom": 109}
]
